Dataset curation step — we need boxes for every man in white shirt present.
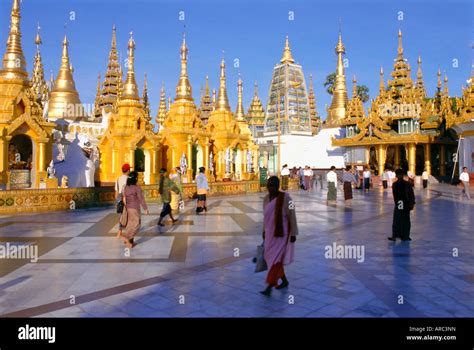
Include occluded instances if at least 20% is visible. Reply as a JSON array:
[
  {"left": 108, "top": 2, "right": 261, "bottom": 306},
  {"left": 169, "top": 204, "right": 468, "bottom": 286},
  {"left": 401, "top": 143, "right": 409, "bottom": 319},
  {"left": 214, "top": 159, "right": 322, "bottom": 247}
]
[
  {"left": 303, "top": 166, "right": 312, "bottom": 191},
  {"left": 388, "top": 169, "right": 395, "bottom": 188},
  {"left": 459, "top": 167, "right": 471, "bottom": 199},
  {"left": 422, "top": 169, "right": 429, "bottom": 189},
  {"left": 281, "top": 164, "right": 290, "bottom": 191},
  {"left": 115, "top": 163, "right": 131, "bottom": 238},
  {"left": 326, "top": 166, "right": 338, "bottom": 204},
  {"left": 363, "top": 167, "right": 371, "bottom": 193}
]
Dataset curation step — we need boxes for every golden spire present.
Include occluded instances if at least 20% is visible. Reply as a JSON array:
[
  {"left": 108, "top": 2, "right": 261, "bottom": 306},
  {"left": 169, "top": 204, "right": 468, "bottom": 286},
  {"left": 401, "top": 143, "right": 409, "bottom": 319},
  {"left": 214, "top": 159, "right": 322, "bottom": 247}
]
[
  {"left": 0, "top": 0, "right": 27, "bottom": 79},
  {"left": 216, "top": 58, "right": 230, "bottom": 111},
  {"left": 308, "top": 74, "right": 319, "bottom": 134},
  {"left": 96, "top": 72, "right": 101, "bottom": 96},
  {"left": 121, "top": 32, "right": 139, "bottom": 100},
  {"left": 156, "top": 82, "right": 167, "bottom": 125},
  {"left": 280, "top": 35, "right": 295, "bottom": 64},
  {"left": 205, "top": 74, "right": 210, "bottom": 96},
  {"left": 397, "top": 29, "right": 404, "bottom": 60},
  {"left": 93, "top": 72, "right": 102, "bottom": 116},
  {"left": 247, "top": 80, "right": 265, "bottom": 126},
  {"left": 212, "top": 88, "right": 217, "bottom": 110},
  {"left": 327, "top": 29, "right": 348, "bottom": 124},
  {"left": 397, "top": 31, "right": 409, "bottom": 65},
  {"left": 48, "top": 34, "right": 85, "bottom": 120},
  {"left": 308, "top": 74, "right": 318, "bottom": 116},
  {"left": 379, "top": 67, "right": 385, "bottom": 93},
  {"left": 99, "top": 25, "right": 121, "bottom": 109},
  {"left": 235, "top": 75, "right": 245, "bottom": 120},
  {"left": 142, "top": 73, "right": 150, "bottom": 116},
  {"left": 443, "top": 72, "right": 449, "bottom": 96},
  {"left": 416, "top": 56, "right": 425, "bottom": 94},
  {"left": 175, "top": 32, "right": 193, "bottom": 101},
  {"left": 437, "top": 68, "right": 442, "bottom": 89},
  {"left": 31, "top": 24, "right": 49, "bottom": 102},
  {"left": 352, "top": 75, "right": 357, "bottom": 98},
  {"left": 199, "top": 75, "right": 212, "bottom": 123}
]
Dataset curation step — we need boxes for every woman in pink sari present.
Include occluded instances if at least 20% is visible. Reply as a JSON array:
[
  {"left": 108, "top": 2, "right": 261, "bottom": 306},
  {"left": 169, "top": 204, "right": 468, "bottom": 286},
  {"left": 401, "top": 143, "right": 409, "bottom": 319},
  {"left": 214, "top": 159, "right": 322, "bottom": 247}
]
[{"left": 260, "top": 176, "right": 298, "bottom": 296}]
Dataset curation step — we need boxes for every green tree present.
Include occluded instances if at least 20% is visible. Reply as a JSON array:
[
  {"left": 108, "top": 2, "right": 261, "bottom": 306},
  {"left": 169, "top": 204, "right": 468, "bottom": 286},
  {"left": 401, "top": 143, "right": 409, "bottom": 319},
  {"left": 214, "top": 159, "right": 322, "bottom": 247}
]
[
  {"left": 356, "top": 85, "right": 370, "bottom": 103},
  {"left": 324, "top": 72, "right": 336, "bottom": 95},
  {"left": 325, "top": 72, "right": 370, "bottom": 103}
]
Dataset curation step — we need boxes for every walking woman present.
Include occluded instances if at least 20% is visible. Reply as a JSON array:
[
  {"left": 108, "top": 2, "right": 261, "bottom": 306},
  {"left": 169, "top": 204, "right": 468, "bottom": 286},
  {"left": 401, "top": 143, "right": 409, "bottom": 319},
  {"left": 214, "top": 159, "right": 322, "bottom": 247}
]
[
  {"left": 196, "top": 167, "right": 210, "bottom": 213},
  {"left": 158, "top": 168, "right": 180, "bottom": 226},
  {"left": 260, "top": 176, "right": 298, "bottom": 296},
  {"left": 342, "top": 166, "right": 357, "bottom": 205},
  {"left": 119, "top": 171, "right": 149, "bottom": 248}
]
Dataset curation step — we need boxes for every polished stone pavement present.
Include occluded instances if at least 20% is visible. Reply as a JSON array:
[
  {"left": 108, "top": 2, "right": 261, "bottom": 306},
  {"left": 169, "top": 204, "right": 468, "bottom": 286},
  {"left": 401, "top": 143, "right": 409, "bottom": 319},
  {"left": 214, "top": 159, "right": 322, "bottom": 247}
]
[{"left": 0, "top": 183, "right": 472, "bottom": 317}]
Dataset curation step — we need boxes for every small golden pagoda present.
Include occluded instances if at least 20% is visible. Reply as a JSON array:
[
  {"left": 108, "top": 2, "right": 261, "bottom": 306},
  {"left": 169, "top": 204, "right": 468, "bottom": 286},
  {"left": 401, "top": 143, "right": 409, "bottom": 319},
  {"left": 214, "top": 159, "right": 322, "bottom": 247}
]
[
  {"left": 308, "top": 74, "right": 320, "bottom": 134},
  {"left": 246, "top": 81, "right": 266, "bottom": 138},
  {"left": 455, "top": 68, "right": 474, "bottom": 125},
  {"left": 155, "top": 82, "right": 167, "bottom": 128},
  {"left": 47, "top": 35, "right": 87, "bottom": 121},
  {"left": 326, "top": 31, "right": 349, "bottom": 126},
  {"left": 158, "top": 33, "right": 210, "bottom": 182},
  {"left": 94, "top": 25, "right": 122, "bottom": 118},
  {"left": 31, "top": 24, "right": 49, "bottom": 106},
  {"left": 332, "top": 30, "right": 458, "bottom": 177},
  {"left": 198, "top": 75, "right": 212, "bottom": 125},
  {"left": 206, "top": 58, "right": 257, "bottom": 180},
  {"left": 142, "top": 73, "right": 151, "bottom": 118},
  {"left": 0, "top": 0, "right": 55, "bottom": 189},
  {"left": 235, "top": 76, "right": 252, "bottom": 138},
  {"left": 99, "top": 33, "right": 160, "bottom": 185}
]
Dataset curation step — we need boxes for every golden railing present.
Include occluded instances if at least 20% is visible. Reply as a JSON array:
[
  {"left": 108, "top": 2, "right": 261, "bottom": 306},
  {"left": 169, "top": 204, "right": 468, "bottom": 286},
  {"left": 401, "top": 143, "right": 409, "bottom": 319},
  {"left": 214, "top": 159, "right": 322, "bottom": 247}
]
[{"left": 0, "top": 181, "right": 262, "bottom": 214}]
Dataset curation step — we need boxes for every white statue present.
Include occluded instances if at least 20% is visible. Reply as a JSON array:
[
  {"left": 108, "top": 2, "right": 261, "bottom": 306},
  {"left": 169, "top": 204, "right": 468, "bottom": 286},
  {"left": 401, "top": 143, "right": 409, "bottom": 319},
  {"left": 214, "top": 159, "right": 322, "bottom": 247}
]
[
  {"left": 209, "top": 151, "right": 214, "bottom": 174},
  {"left": 85, "top": 158, "right": 95, "bottom": 187},
  {"left": 47, "top": 160, "right": 56, "bottom": 179},
  {"left": 56, "top": 143, "right": 66, "bottom": 162},
  {"left": 225, "top": 147, "right": 231, "bottom": 174},
  {"left": 246, "top": 150, "right": 252, "bottom": 173},
  {"left": 180, "top": 152, "right": 187, "bottom": 176}
]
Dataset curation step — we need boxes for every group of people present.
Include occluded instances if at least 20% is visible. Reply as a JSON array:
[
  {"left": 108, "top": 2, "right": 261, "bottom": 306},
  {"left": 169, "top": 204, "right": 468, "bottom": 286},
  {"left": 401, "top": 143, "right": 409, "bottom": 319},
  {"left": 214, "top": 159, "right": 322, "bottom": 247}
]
[
  {"left": 114, "top": 164, "right": 210, "bottom": 248},
  {"left": 112, "top": 161, "right": 470, "bottom": 298},
  {"left": 280, "top": 164, "right": 323, "bottom": 192}
]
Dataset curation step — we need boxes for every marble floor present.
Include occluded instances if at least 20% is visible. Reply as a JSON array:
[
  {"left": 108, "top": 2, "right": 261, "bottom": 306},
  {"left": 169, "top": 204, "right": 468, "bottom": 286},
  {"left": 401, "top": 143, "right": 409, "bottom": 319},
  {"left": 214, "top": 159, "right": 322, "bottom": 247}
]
[{"left": 0, "top": 183, "right": 472, "bottom": 317}]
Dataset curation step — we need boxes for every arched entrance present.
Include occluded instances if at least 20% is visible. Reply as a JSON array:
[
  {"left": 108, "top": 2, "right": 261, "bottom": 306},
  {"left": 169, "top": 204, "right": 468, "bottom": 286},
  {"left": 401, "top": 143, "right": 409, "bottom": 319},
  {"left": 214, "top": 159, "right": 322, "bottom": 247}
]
[
  {"left": 386, "top": 146, "right": 395, "bottom": 169},
  {"left": 416, "top": 145, "right": 425, "bottom": 175},
  {"left": 400, "top": 146, "right": 408, "bottom": 172},
  {"left": 9, "top": 134, "right": 33, "bottom": 189},
  {"left": 134, "top": 148, "right": 145, "bottom": 184},
  {"left": 369, "top": 146, "right": 378, "bottom": 172}
]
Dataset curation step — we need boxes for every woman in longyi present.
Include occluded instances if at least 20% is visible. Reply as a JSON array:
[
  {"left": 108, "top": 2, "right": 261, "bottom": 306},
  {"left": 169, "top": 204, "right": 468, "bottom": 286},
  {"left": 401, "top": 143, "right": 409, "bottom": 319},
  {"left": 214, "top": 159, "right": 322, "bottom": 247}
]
[
  {"left": 260, "top": 176, "right": 298, "bottom": 296},
  {"left": 119, "top": 171, "right": 149, "bottom": 248}
]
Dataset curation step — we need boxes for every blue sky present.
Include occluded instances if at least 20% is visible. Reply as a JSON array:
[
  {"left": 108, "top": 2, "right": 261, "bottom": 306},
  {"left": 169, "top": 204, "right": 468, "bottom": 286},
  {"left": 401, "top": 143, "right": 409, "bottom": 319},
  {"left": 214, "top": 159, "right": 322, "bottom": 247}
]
[{"left": 1, "top": 0, "right": 472, "bottom": 120}]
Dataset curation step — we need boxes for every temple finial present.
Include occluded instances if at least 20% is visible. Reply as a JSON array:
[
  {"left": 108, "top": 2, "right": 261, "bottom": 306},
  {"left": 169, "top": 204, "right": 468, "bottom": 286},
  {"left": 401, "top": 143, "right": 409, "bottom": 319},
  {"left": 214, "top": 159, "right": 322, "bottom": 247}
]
[
  {"left": 121, "top": 32, "right": 140, "bottom": 100},
  {"left": 216, "top": 58, "right": 230, "bottom": 111},
  {"left": 175, "top": 31, "right": 193, "bottom": 101},
  {"left": 280, "top": 35, "right": 295, "bottom": 64},
  {"left": 1, "top": 0, "right": 27, "bottom": 79}
]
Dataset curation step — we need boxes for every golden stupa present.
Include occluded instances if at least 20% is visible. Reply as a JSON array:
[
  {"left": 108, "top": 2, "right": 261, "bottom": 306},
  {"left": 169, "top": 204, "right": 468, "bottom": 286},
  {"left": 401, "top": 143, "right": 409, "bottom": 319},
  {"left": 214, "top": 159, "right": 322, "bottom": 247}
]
[
  {"left": 0, "top": 0, "right": 55, "bottom": 189},
  {"left": 98, "top": 32, "right": 160, "bottom": 185},
  {"left": 47, "top": 35, "right": 86, "bottom": 121}
]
